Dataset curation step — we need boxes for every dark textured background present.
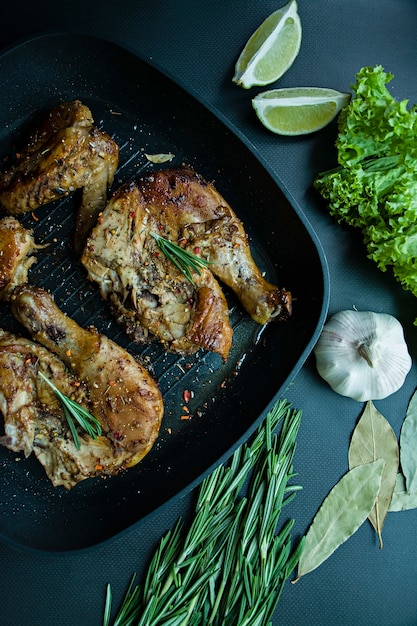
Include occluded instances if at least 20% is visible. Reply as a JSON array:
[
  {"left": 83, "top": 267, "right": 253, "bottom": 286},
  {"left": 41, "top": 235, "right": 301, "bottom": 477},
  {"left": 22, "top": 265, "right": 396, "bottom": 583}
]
[{"left": 0, "top": 1, "right": 416, "bottom": 624}]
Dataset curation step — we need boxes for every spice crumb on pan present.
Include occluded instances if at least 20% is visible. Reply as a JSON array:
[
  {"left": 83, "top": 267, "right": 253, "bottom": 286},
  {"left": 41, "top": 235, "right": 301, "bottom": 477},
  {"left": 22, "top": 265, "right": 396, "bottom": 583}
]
[{"left": 183, "top": 389, "right": 193, "bottom": 403}]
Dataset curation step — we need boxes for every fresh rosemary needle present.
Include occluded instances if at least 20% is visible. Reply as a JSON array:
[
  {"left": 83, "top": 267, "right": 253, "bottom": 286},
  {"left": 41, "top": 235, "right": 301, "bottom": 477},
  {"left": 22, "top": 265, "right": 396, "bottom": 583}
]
[
  {"left": 103, "top": 399, "right": 304, "bottom": 626},
  {"left": 150, "top": 232, "right": 211, "bottom": 284},
  {"left": 38, "top": 371, "right": 102, "bottom": 450}
]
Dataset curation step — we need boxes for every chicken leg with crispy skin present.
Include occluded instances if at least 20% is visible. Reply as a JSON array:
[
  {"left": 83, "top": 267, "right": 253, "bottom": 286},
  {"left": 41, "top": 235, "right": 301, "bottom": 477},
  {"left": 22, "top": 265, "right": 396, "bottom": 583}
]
[
  {"left": 81, "top": 180, "right": 234, "bottom": 359},
  {"left": 0, "top": 100, "right": 119, "bottom": 253},
  {"left": 9, "top": 284, "right": 164, "bottom": 486}
]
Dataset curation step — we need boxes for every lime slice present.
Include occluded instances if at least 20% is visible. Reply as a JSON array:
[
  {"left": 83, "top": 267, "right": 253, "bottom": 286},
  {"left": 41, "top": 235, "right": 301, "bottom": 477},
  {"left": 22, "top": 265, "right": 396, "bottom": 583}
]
[
  {"left": 233, "top": 0, "right": 302, "bottom": 89},
  {"left": 252, "top": 87, "right": 351, "bottom": 135}
]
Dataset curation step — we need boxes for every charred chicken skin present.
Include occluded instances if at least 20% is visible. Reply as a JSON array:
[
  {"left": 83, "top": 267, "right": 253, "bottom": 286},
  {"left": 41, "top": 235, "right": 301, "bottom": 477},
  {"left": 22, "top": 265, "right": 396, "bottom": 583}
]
[
  {"left": 0, "top": 285, "right": 164, "bottom": 489},
  {"left": 81, "top": 165, "right": 291, "bottom": 358},
  {"left": 0, "top": 100, "right": 119, "bottom": 252}
]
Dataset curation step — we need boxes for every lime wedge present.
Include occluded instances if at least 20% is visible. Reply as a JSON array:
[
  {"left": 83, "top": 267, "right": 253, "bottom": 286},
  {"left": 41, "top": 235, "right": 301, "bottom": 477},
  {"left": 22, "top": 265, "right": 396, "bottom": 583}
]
[
  {"left": 252, "top": 87, "right": 351, "bottom": 135},
  {"left": 233, "top": 0, "right": 302, "bottom": 89}
]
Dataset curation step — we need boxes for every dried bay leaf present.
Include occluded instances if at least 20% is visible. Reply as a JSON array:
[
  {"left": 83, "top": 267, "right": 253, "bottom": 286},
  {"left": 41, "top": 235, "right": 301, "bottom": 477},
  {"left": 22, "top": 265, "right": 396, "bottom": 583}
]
[
  {"left": 145, "top": 152, "right": 175, "bottom": 164},
  {"left": 348, "top": 401, "right": 399, "bottom": 548},
  {"left": 389, "top": 473, "right": 417, "bottom": 511},
  {"left": 398, "top": 388, "right": 417, "bottom": 494},
  {"left": 389, "top": 389, "right": 417, "bottom": 511},
  {"left": 294, "top": 459, "right": 384, "bottom": 581}
]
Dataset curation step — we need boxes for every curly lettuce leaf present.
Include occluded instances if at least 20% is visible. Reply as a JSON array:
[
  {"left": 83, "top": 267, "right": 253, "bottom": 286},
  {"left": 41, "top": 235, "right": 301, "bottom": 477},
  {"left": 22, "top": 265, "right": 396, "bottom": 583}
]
[{"left": 314, "top": 65, "right": 417, "bottom": 300}]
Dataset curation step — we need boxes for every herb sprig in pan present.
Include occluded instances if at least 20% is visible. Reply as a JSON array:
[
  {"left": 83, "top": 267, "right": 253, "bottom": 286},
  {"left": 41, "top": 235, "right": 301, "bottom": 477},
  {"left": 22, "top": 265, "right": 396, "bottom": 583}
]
[
  {"left": 150, "top": 232, "right": 211, "bottom": 284},
  {"left": 39, "top": 371, "right": 102, "bottom": 449},
  {"left": 103, "top": 399, "right": 304, "bottom": 626}
]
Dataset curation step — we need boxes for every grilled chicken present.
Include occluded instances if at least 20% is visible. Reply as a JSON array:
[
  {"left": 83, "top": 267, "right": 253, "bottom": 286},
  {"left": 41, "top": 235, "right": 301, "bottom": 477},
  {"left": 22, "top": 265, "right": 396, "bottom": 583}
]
[
  {"left": 81, "top": 165, "right": 291, "bottom": 358},
  {"left": 0, "top": 217, "right": 40, "bottom": 300},
  {"left": 0, "top": 284, "right": 164, "bottom": 489},
  {"left": 0, "top": 100, "right": 119, "bottom": 252},
  {"left": 81, "top": 179, "right": 233, "bottom": 359}
]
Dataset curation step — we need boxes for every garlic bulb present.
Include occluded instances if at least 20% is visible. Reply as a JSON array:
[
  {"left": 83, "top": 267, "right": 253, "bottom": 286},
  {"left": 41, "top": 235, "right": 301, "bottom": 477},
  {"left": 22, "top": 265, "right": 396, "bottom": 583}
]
[{"left": 314, "top": 310, "right": 412, "bottom": 402}]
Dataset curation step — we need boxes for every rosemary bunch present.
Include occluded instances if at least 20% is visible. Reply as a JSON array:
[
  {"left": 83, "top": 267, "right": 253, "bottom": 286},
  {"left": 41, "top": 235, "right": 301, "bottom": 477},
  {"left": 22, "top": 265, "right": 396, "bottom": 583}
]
[
  {"left": 103, "top": 399, "right": 304, "bottom": 626},
  {"left": 150, "top": 232, "right": 211, "bottom": 284}
]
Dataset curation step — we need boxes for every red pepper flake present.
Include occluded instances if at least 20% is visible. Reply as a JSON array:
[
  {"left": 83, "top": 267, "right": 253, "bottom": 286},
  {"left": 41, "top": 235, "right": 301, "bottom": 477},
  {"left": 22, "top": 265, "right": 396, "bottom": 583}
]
[
  {"left": 181, "top": 414, "right": 191, "bottom": 421},
  {"left": 220, "top": 381, "right": 227, "bottom": 389},
  {"left": 66, "top": 349, "right": 72, "bottom": 357},
  {"left": 95, "top": 464, "right": 103, "bottom": 471},
  {"left": 129, "top": 211, "right": 135, "bottom": 218},
  {"left": 88, "top": 244, "right": 95, "bottom": 253},
  {"left": 113, "top": 430, "right": 124, "bottom": 441},
  {"left": 183, "top": 389, "right": 192, "bottom": 403},
  {"left": 185, "top": 363, "right": 192, "bottom": 371},
  {"left": 109, "top": 380, "right": 116, "bottom": 387},
  {"left": 182, "top": 405, "right": 189, "bottom": 413},
  {"left": 31, "top": 212, "right": 39, "bottom": 222},
  {"left": 194, "top": 247, "right": 200, "bottom": 255},
  {"left": 70, "top": 381, "right": 81, "bottom": 387}
]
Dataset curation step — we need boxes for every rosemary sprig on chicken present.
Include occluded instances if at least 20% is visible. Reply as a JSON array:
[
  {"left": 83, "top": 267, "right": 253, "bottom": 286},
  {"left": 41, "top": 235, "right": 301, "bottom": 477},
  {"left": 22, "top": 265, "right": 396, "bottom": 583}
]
[
  {"left": 38, "top": 371, "right": 102, "bottom": 450},
  {"left": 150, "top": 232, "right": 212, "bottom": 284}
]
